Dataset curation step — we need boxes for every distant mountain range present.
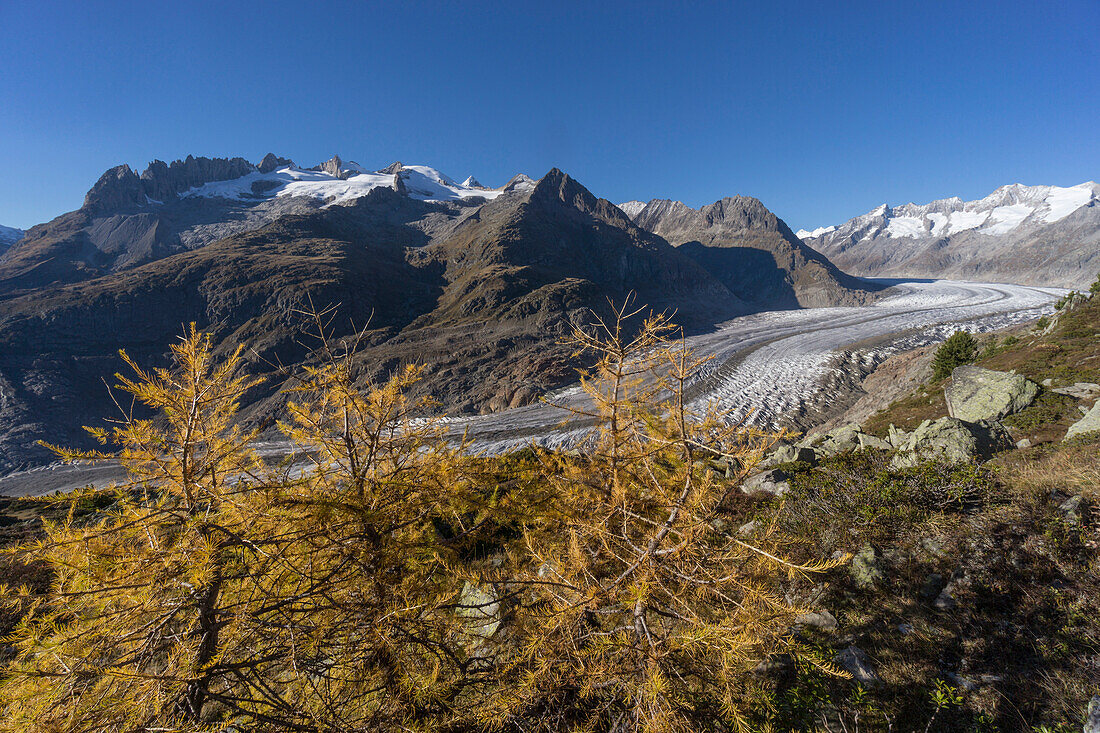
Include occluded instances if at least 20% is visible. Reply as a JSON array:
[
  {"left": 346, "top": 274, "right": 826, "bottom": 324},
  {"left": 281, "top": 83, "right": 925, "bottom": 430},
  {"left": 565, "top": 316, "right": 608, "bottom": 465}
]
[
  {"left": 797, "top": 182, "right": 1100, "bottom": 288},
  {"left": 0, "top": 154, "right": 878, "bottom": 472},
  {"left": 0, "top": 225, "right": 22, "bottom": 254}
]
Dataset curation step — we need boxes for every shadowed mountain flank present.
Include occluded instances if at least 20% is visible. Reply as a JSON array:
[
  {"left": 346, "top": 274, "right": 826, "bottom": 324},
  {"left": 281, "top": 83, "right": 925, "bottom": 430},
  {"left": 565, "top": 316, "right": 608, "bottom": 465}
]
[{"left": 626, "top": 196, "right": 880, "bottom": 308}]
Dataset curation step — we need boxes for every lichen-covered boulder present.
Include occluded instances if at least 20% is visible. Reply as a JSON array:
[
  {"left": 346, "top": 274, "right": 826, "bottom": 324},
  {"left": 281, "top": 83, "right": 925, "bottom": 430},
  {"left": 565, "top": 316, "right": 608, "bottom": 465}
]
[
  {"left": 759, "top": 442, "right": 817, "bottom": 468},
  {"left": 850, "top": 545, "right": 884, "bottom": 588},
  {"left": 887, "top": 423, "right": 911, "bottom": 449},
  {"left": 457, "top": 582, "right": 502, "bottom": 640},
  {"left": 740, "top": 468, "right": 791, "bottom": 497},
  {"left": 1065, "top": 400, "right": 1100, "bottom": 440},
  {"left": 945, "top": 366, "right": 1039, "bottom": 422},
  {"left": 890, "top": 417, "right": 1012, "bottom": 469},
  {"left": 1085, "top": 695, "right": 1100, "bottom": 733},
  {"left": 857, "top": 433, "right": 892, "bottom": 451},
  {"left": 800, "top": 423, "right": 867, "bottom": 456}
]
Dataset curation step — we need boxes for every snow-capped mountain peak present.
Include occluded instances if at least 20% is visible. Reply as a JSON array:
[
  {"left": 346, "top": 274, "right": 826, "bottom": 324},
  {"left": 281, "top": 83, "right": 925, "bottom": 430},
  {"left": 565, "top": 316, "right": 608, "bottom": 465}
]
[
  {"left": 794, "top": 225, "right": 835, "bottom": 239},
  {"left": 800, "top": 182, "right": 1098, "bottom": 244},
  {"left": 801, "top": 181, "right": 1100, "bottom": 289},
  {"left": 617, "top": 200, "right": 647, "bottom": 218},
  {"left": 181, "top": 158, "right": 502, "bottom": 206}
]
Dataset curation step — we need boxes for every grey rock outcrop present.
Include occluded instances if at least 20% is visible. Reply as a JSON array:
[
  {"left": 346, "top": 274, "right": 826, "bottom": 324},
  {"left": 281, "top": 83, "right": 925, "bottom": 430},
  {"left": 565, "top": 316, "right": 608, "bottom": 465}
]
[
  {"left": 741, "top": 468, "right": 791, "bottom": 497},
  {"left": 851, "top": 546, "right": 884, "bottom": 588},
  {"left": 945, "top": 366, "right": 1039, "bottom": 422},
  {"left": 858, "top": 433, "right": 893, "bottom": 451},
  {"left": 139, "top": 155, "right": 256, "bottom": 203},
  {"left": 759, "top": 442, "right": 817, "bottom": 467},
  {"left": 887, "top": 423, "right": 911, "bottom": 448},
  {"left": 798, "top": 423, "right": 892, "bottom": 457},
  {"left": 83, "top": 164, "right": 147, "bottom": 213},
  {"left": 834, "top": 646, "right": 879, "bottom": 684},
  {"left": 890, "top": 417, "right": 1012, "bottom": 469},
  {"left": 257, "top": 153, "right": 294, "bottom": 173},
  {"left": 1085, "top": 695, "right": 1100, "bottom": 733},
  {"left": 456, "top": 581, "right": 502, "bottom": 639},
  {"left": 1065, "top": 400, "right": 1100, "bottom": 440},
  {"left": 1053, "top": 382, "right": 1100, "bottom": 400},
  {"left": 794, "top": 610, "right": 838, "bottom": 632}
]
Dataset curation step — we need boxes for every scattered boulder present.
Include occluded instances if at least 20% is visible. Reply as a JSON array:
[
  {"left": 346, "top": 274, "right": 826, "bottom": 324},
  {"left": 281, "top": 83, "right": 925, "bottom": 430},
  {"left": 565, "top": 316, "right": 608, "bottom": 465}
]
[
  {"left": 890, "top": 417, "right": 1012, "bottom": 469},
  {"left": 760, "top": 442, "right": 818, "bottom": 468},
  {"left": 1058, "top": 495, "right": 1084, "bottom": 525},
  {"left": 933, "top": 583, "right": 958, "bottom": 611},
  {"left": 851, "top": 545, "right": 884, "bottom": 589},
  {"left": 945, "top": 366, "right": 1039, "bottom": 422},
  {"left": 794, "top": 610, "right": 838, "bottom": 632},
  {"left": 799, "top": 423, "right": 894, "bottom": 457},
  {"left": 1085, "top": 696, "right": 1100, "bottom": 733},
  {"left": 456, "top": 582, "right": 502, "bottom": 640},
  {"left": 857, "top": 433, "right": 892, "bottom": 451},
  {"left": 1052, "top": 382, "right": 1100, "bottom": 400},
  {"left": 834, "top": 646, "right": 879, "bottom": 684},
  {"left": 1015, "top": 438, "right": 1032, "bottom": 449},
  {"left": 815, "top": 423, "right": 863, "bottom": 455},
  {"left": 740, "top": 468, "right": 790, "bottom": 497},
  {"left": 1065, "top": 400, "right": 1100, "bottom": 440},
  {"left": 920, "top": 573, "right": 945, "bottom": 599},
  {"left": 887, "top": 423, "right": 911, "bottom": 449}
]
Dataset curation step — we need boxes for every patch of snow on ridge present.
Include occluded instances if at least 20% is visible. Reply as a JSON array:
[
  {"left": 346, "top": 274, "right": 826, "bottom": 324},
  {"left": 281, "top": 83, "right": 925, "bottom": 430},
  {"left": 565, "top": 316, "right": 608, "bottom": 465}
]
[
  {"left": 946, "top": 210, "right": 989, "bottom": 235},
  {"left": 796, "top": 225, "right": 835, "bottom": 239},
  {"left": 927, "top": 213, "right": 949, "bottom": 237},
  {"left": 981, "top": 204, "right": 1033, "bottom": 235},
  {"left": 885, "top": 216, "right": 925, "bottom": 238},
  {"left": 1042, "top": 183, "right": 1096, "bottom": 223},
  {"left": 182, "top": 164, "right": 502, "bottom": 206},
  {"left": 618, "top": 201, "right": 646, "bottom": 218}
]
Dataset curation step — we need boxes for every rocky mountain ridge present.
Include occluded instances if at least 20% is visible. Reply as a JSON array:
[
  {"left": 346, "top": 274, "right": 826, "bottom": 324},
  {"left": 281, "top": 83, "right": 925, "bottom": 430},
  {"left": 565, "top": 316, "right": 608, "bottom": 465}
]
[
  {"left": 799, "top": 182, "right": 1100, "bottom": 288},
  {"left": 621, "top": 195, "right": 878, "bottom": 307}
]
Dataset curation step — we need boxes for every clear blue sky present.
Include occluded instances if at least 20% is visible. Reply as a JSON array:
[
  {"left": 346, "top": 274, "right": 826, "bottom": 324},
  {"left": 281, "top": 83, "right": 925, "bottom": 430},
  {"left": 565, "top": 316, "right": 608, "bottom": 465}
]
[{"left": 1, "top": 0, "right": 1097, "bottom": 232}]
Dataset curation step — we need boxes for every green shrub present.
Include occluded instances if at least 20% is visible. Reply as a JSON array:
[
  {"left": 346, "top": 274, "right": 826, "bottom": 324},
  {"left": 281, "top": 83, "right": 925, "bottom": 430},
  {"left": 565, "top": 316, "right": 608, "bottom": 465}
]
[
  {"left": 1091, "top": 271, "right": 1100, "bottom": 296},
  {"left": 932, "top": 331, "right": 978, "bottom": 380}
]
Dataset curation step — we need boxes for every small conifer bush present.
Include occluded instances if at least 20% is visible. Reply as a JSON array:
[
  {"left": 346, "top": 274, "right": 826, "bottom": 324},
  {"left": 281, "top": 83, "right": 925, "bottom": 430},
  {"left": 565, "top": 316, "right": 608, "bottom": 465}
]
[{"left": 932, "top": 330, "right": 978, "bottom": 380}]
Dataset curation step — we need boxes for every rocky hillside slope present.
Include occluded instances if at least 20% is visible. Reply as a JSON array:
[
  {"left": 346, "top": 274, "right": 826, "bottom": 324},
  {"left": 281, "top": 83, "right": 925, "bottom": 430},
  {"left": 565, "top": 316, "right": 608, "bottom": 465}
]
[
  {"left": 799, "top": 182, "right": 1100, "bottom": 288},
  {"left": 724, "top": 281, "right": 1100, "bottom": 730},
  {"left": 0, "top": 155, "right": 879, "bottom": 473},
  {"left": 622, "top": 196, "right": 878, "bottom": 307},
  {"left": 0, "top": 165, "right": 751, "bottom": 472}
]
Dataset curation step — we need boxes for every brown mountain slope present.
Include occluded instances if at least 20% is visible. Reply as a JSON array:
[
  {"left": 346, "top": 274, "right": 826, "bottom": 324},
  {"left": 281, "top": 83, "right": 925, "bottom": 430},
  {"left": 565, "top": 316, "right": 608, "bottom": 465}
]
[
  {"left": 0, "top": 169, "right": 746, "bottom": 471},
  {"left": 629, "top": 196, "right": 881, "bottom": 307}
]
